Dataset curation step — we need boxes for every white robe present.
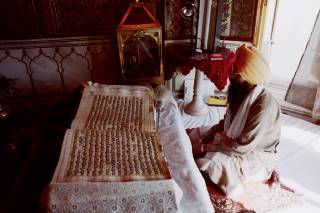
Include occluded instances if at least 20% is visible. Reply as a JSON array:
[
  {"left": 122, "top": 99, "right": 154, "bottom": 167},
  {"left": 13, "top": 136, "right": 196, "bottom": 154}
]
[{"left": 195, "top": 86, "right": 281, "bottom": 196}]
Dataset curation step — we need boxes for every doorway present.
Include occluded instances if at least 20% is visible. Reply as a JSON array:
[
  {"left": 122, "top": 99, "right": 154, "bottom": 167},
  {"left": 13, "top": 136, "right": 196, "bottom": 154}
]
[{"left": 261, "top": 0, "right": 320, "bottom": 87}]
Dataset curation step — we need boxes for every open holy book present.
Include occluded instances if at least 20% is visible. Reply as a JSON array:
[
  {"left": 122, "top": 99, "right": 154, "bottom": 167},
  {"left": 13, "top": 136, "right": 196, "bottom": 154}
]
[
  {"left": 52, "top": 84, "right": 170, "bottom": 183},
  {"left": 70, "top": 84, "right": 156, "bottom": 132}
]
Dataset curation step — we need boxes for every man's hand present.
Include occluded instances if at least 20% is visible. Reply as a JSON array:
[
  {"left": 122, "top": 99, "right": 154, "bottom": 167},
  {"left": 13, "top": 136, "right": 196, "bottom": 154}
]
[
  {"left": 192, "top": 138, "right": 206, "bottom": 158},
  {"left": 214, "top": 132, "right": 238, "bottom": 148},
  {"left": 186, "top": 128, "right": 206, "bottom": 158},
  {"left": 202, "top": 132, "right": 238, "bottom": 153}
]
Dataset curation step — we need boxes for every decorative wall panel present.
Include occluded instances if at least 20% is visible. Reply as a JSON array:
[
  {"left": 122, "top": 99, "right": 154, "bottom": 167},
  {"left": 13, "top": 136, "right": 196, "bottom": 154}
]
[
  {"left": 0, "top": 0, "right": 130, "bottom": 39},
  {"left": 230, "top": 0, "right": 257, "bottom": 38},
  {"left": 0, "top": 36, "right": 120, "bottom": 97},
  {"left": 164, "top": 0, "right": 259, "bottom": 43},
  {"left": 220, "top": 0, "right": 258, "bottom": 41},
  {"left": 44, "top": 0, "right": 125, "bottom": 35},
  {"left": 221, "top": 0, "right": 233, "bottom": 37}
]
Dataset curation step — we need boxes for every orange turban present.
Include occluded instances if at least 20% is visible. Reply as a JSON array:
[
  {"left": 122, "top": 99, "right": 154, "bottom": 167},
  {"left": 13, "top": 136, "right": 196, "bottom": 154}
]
[{"left": 233, "top": 45, "right": 271, "bottom": 85}]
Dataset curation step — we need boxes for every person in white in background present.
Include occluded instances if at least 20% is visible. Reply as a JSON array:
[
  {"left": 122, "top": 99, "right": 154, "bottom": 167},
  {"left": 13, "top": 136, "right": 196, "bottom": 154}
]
[{"left": 188, "top": 44, "right": 281, "bottom": 197}]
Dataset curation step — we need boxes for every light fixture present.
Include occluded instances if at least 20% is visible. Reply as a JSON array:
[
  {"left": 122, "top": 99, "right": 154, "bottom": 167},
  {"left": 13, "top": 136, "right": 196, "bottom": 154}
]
[
  {"left": 180, "top": 3, "right": 196, "bottom": 19},
  {"left": 180, "top": 1, "right": 198, "bottom": 56}
]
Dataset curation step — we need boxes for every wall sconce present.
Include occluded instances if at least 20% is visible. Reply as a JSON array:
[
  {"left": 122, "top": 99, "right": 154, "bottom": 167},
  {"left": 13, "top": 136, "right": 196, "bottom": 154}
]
[
  {"left": 180, "top": 1, "right": 198, "bottom": 53},
  {"left": 180, "top": 3, "right": 196, "bottom": 19}
]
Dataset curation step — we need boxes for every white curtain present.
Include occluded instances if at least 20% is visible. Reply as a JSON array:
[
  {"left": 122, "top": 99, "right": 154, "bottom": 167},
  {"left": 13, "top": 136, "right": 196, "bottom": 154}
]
[{"left": 285, "top": 10, "right": 320, "bottom": 120}]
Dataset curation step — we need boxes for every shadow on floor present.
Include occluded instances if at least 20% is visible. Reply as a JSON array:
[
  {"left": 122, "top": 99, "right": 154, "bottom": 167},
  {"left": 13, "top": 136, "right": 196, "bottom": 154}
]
[{"left": 0, "top": 89, "right": 81, "bottom": 213}]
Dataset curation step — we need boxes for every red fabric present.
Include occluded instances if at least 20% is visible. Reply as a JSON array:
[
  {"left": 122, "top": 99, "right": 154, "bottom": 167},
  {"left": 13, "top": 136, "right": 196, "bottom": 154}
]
[
  {"left": 165, "top": 44, "right": 236, "bottom": 90},
  {"left": 179, "top": 50, "right": 235, "bottom": 91},
  {"left": 203, "top": 51, "right": 235, "bottom": 91}
]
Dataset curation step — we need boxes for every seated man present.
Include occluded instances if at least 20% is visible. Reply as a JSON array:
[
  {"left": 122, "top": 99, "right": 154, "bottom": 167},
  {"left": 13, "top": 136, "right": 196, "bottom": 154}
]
[{"left": 188, "top": 45, "right": 281, "bottom": 196}]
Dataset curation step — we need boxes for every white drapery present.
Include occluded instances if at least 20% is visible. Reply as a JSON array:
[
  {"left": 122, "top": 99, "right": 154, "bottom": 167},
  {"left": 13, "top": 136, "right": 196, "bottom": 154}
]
[{"left": 285, "top": 10, "right": 320, "bottom": 120}]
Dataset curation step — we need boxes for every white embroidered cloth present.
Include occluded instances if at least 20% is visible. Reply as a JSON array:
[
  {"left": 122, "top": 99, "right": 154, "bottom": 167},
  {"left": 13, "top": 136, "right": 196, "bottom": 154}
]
[
  {"left": 44, "top": 180, "right": 181, "bottom": 213},
  {"left": 157, "top": 101, "right": 215, "bottom": 213},
  {"left": 43, "top": 84, "right": 183, "bottom": 213}
]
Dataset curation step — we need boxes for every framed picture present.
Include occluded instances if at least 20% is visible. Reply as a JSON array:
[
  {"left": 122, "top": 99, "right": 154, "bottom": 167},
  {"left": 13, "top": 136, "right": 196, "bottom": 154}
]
[{"left": 220, "top": 0, "right": 264, "bottom": 44}]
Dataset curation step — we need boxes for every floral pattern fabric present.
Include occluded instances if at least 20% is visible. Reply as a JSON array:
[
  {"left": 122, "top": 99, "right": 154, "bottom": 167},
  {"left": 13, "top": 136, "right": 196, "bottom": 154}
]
[{"left": 44, "top": 180, "right": 181, "bottom": 213}]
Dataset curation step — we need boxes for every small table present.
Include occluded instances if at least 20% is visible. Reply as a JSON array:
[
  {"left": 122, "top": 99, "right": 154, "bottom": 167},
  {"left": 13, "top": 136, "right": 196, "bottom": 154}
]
[{"left": 165, "top": 44, "right": 234, "bottom": 116}]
